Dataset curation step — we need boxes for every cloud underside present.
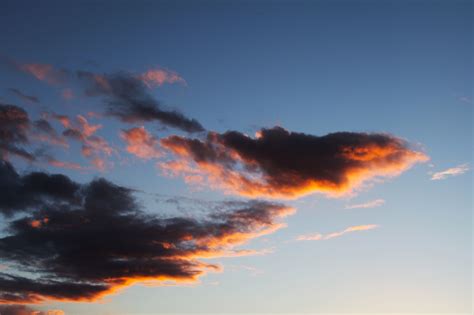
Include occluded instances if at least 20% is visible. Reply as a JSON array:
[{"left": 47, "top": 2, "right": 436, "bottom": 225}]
[
  {"left": 160, "top": 127, "right": 428, "bottom": 199},
  {"left": 0, "top": 160, "right": 293, "bottom": 303},
  {"left": 0, "top": 305, "right": 64, "bottom": 315}
]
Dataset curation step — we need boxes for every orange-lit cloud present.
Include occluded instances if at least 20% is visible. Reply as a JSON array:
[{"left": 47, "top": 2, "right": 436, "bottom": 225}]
[
  {"left": 296, "top": 224, "right": 379, "bottom": 241},
  {"left": 0, "top": 161, "right": 294, "bottom": 304},
  {"left": 49, "top": 113, "right": 114, "bottom": 171},
  {"left": 120, "top": 127, "right": 162, "bottom": 159},
  {"left": 139, "top": 68, "right": 186, "bottom": 88},
  {"left": 0, "top": 305, "right": 65, "bottom": 315},
  {"left": 430, "top": 163, "right": 469, "bottom": 180},
  {"left": 160, "top": 127, "right": 429, "bottom": 199},
  {"left": 345, "top": 199, "right": 385, "bottom": 209}
]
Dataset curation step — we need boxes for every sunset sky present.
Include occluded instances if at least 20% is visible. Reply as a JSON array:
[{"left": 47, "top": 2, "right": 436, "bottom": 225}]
[{"left": 0, "top": 1, "right": 472, "bottom": 314}]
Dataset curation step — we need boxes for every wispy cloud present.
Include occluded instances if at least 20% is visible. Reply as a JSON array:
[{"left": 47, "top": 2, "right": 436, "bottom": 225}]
[
  {"left": 7, "top": 88, "right": 40, "bottom": 103},
  {"left": 430, "top": 163, "right": 469, "bottom": 180},
  {"left": 345, "top": 199, "right": 385, "bottom": 209},
  {"left": 296, "top": 224, "right": 379, "bottom": 241}
]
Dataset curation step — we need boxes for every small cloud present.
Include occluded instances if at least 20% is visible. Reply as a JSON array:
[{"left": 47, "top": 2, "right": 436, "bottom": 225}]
[
  {"left": 296, "top": 224, "right": 379, "bottom": 241},
  {"left": 18, "top": 62, "right": 70, "bottom": 85},
  {"left": 345, "top": 198, "right": 385, "bottom": 209},
  {"left": 430, "top": 163, "right": 469, "bottom": 180},
  {"left": 120, "top": 126, "right": 162, "bottom": 160},
  {"left": 139, "top": 67, "right": 186, "bottom": 88},
  {"left": 7, "top": 88, "right": 39, "bottom": 103}
]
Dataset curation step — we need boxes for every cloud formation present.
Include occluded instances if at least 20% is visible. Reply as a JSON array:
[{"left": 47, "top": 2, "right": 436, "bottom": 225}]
[
  {"left": 77, "top": 71, "right": 204, "bottom": 133},
  {"left": 121, "top": 127, "right": 162, "bottom": 159},
  {"left": 49, "top": 113, "right": 114, "bottom": 171},
  {"left": 430, "top": 163, "right": 469, "bottom": 180},
  {"left": 160, "top": 127, "right": 428, "bottom": 199},
  {"left": 345, "top": 199, "right": 385, "bottom": 209},
  {"left": 296, "top": 224, "right": 379, "bottom": 241},
  {"left": 0, "top": 104, "right": 34, "bottom": 161},
  {"left": 0, "top": 160, "right": 293, "bottom": 303},
  {"left": 0, "top": 104, "right": 73, "bottom": 165},
  {"left": 9, "top": 57, "right": 202, "bottom": 133}
]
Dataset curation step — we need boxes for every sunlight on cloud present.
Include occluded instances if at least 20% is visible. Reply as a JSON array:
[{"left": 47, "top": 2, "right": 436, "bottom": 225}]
[
  {"left": 430, "top": 163, "right": 469, "bottom": 180},
  {"left": 345, "top": 199, "right": 385, "bottom": 209},
  {"left": 297, "top": 224, "right": 379, "bottom": 241}
]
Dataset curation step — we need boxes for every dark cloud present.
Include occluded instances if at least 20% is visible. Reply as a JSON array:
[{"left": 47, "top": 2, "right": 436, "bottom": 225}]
[
  {"left": 0, "top": 161, "right": 293, "bottom": 303},
  {"left": 77, "top": 71, "right": 204, "bottom": 133},
  {"left": 160, "top": 126, "right": 428, "bottom": 198},
  {"left": 0, "top": 160, "right": 80, "bottom": 215},
  {"left": 0, "top": 104, "right": 34, "bottom": 161},
  {"left": 0, "top": 104, "right": 71, "bottom": 164},
  {"left": 7, "top": 88, "right": 39, "bottom": 104}
]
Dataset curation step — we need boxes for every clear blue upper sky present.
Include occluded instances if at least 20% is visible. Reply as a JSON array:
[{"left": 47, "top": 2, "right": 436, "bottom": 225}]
[{"left": 0, "top": 0, "right": 472, "bottom": 314}]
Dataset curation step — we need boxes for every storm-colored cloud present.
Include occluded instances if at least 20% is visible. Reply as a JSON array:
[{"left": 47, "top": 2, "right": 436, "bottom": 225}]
[
  {"left": 0, "top": 161, "right": 293, "bottom": 303},
  {"left": 7, "top": 88, "right": 39, "bottom": 104},
  {"left": 121, "top": 126, "right": 162, "bottom": 159},
  {"left": 0, "top": 104, "right": 34, "bottom": 162},
  {"left": 0, "top": 104, "right": 73, "bottom": 164},
  {"left": 77, "top": 71, "right": 204, "bottom": 133},
  {"left": 160, "top": 127, "right": 429, "bottom": 199},
  {"left": 0, "top": 160, "right": 80, "bottom": 216}
]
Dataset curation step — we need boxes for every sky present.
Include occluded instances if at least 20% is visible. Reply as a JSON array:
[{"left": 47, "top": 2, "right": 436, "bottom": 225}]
[{"left": 0, "top": 0, "right": 472, "bottom": 314}]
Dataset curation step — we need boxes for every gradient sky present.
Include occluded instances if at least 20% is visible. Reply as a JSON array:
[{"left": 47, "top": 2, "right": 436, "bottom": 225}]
[{"left": 0, "top": 0, "right": 472, "bottom": 314}]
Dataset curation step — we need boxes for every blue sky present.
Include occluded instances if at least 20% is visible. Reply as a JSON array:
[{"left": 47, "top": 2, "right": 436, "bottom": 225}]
[{"left": 0, "top": 1, "right": 472, "bottom": 314}]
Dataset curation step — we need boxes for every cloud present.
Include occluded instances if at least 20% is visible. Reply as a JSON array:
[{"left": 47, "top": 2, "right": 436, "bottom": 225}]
[
  {"left": 50, "top": 113, "right": 114, "bottom": 171},
  {"left": 0, "top": 160, "right": 80, "bottom": 216},
  {"left": 0, "top": 104, "right": 35, "bottom": 162},
  {"left": 0, "top": 104, "right": 75, "bottom": 164},
  {"left": 7, "top": 88, "right": 39, "bottom": 104},
  {"left": 0, "top": 305, "right": 64, "bottom": 315},
  {"left": 296, "top": 224, "right": 379, "bottom": 241},
  {"left": 160, "top": 127, "right": 429, "bottom": 199},
  {"left": 121, "top": 127, "right": 162, "bottom": 160},
  {"left": 0, "top": 161, "right": 294, "bottom": 303},
  {"left": 345, "top": 199, "right": 385, "bottom": 209},
  {"left": 77, "top": 71, "right": 204, "bottom": 133},
  {"left": 139, "top": 68, "right": 186, "bottom": 88},
  {"left": 430, "top": 163, "right": 470, "bottom": 180},
  {"left": 7, "top": 57, "right": 201, "bottom": 132},
  {"left": 17, "top": 63, "right": 70, "bottom": 85},
  {"left": 31, "top": 119, "right": 68, "bottom": 148}
]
